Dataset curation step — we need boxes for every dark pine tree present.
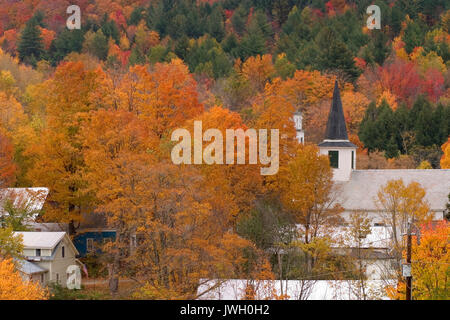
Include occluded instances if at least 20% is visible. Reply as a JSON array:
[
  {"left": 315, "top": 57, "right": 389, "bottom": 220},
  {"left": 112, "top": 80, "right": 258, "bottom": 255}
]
[{"left": 18, "top": 16, "right": 44, "bottom": 65}]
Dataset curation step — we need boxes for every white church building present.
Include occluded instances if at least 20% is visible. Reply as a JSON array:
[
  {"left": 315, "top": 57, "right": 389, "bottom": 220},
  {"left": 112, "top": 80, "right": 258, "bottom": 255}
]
[
  {"left": 294, "top": 81, "right": 450, "bottom": 225},
  {"left": 293, "top": 81, "right": 449, "bottom": 280}
]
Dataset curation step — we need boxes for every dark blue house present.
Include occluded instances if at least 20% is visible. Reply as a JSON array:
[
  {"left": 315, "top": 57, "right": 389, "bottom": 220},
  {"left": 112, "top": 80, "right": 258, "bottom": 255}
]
[{"left": 73, "top": 229, "right": 116, "bottom": 257}]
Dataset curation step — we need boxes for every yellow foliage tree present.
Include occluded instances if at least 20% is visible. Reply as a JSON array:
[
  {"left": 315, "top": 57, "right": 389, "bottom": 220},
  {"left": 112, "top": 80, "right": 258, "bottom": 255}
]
[
  {"left": 387, "top": 221, "right": 449, "bottom": 300},
  {"left": 376, "top": 179, "right": 432, "bottom": 277},
  {"left": 440, "top": 138, "right": 450, "bottom": 169},
  {"left": 0, "top": 259, "right": 48, "bottom": 300},
  {"left": 277, "top": 144, "right": 343, "bottom": 244}
]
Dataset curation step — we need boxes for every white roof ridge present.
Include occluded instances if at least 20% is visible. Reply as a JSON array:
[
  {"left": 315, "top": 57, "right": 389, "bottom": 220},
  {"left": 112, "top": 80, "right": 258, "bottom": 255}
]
[{"left": 13, "top": 231, "right": 66, "bottom": 250}]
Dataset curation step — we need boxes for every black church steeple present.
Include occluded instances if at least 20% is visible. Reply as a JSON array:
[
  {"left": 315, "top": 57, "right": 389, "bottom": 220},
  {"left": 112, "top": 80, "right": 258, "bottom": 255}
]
[
  {"left": 325, "top": 80, "right": 348, "bottom": 140},
  {"left": 318, "top": 80, "right": 357, "bottom": 148}
]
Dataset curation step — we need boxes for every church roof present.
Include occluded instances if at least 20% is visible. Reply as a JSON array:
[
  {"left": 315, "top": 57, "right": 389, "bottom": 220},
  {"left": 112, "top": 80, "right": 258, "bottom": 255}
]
[
  {"left": 318, "top": 141, "right": 357, "bottom": 148},
  {"left": 324, "top": 81, "right": 349, "bottom": 141},
  {"left": 337, "top": 169, "right": 450, "bottom": 211}
]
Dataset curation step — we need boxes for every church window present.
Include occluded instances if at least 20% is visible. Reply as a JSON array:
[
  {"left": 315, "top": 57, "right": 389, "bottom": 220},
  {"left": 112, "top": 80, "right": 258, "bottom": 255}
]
[{"left": 328, "top": 151, "right": 339, "bottom": 168}]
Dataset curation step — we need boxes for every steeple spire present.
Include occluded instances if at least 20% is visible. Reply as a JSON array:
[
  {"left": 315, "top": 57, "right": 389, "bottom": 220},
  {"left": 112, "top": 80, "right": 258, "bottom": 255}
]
[
  {"left": 324, "top": 81, "right": 348, "bottom": 140},
  {"left": 318, "top": 80, "right": 357, "bottom": 182}
]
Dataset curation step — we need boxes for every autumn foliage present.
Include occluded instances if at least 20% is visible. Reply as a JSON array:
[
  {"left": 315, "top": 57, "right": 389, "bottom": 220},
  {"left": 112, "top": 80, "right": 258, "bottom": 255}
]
[
  {"left": 387, "top": 221, "right": 449, "bottom": 300},
  {"left": 0, "top": 259, "right": 49, "bottom": 300}
]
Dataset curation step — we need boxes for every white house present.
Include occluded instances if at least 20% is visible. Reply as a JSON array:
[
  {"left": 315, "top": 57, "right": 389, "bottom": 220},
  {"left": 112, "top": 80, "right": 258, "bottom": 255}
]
[{"left": 14, "top": 231, "right": 80, "bottom": 288}]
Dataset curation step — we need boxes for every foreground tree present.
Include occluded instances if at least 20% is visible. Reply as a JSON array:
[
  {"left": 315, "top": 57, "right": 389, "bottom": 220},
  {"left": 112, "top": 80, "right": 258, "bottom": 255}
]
[
  {"left": 440, "top": 137, "right": 450, "bottom": 169},
  {"left": 375, "top": 179, "right": 432, "bottom": 277},
  {"left": 387, "top": 221, "right": 449, "bottom": 300},
  {"left": 277, "top": 144, "right": 343, "bottom": 244},
  {"left": 81, "top": 108, "right": 252, "bottom": 298},
  {"left": 0, "top": 258, "right": 48, "bottom": 300},
  {"left": 25, "top": 61, "right": 110, "bottom": 233},
  {"left": 0, "top": 226, "right": 23, "bottom": 259}
]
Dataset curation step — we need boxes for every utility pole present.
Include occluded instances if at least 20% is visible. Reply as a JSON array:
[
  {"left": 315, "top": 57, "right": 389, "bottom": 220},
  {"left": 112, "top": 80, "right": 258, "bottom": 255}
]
[{"left": 405, "top": 221, "right": 412, "bottom": 300}]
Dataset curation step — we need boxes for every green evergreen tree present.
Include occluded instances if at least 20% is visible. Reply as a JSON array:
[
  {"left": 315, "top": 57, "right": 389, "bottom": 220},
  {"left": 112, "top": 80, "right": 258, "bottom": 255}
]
[
  {"left": 375, "top": 100, "right": 398, "bottom": 152},
  {"left": 385, "top": 136, "right": 400, "bottom": 159},
  {"left": 403, "top": 20, "right": 426, "bottom": 54},
  {"left": 18, "top": 15, "right": 44, "bottom": 65},
  {"left": 207, "top": 6, "right": 226, "bottom": 42},
  {"left": 238, "top": 16, "right": 267, "bottom": 60},
  {"left": 49, "top": 29, "right": 85, "bottom": 65},
  {"left": 314, "top": 26, "right": 361, "bottom": 81},
  {"left": 221, "top": 33, "right": 240, "bottom": 58},
  {"left": 128, "top": 7, "right": 145, "bottom": 26},
  {"left": 411, "top": 96, "right": 434, "bottom": 146},
  {"left": 92, "top": 30, "right": 109, "bottom": 60},
  {"left": 359, "top": 102, "right": 378, "bottom": 153},
  {"left": 231, "top": 5, "right": 247, "bottom": 36}
]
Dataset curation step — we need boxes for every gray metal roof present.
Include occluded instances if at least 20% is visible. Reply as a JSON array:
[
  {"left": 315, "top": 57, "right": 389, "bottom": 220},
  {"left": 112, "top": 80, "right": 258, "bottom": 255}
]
[
  {"left": 338, "top": 169, "right": 450, "bottom": 211},
  {"left": 0, "top": 188, "right": 49, "bottom": 219},
  {"left": 15, "top": 259, "right": 47, "bottom": 275},
  {"left": 318, "top": 141, "right": 357, "bottom": 148}
]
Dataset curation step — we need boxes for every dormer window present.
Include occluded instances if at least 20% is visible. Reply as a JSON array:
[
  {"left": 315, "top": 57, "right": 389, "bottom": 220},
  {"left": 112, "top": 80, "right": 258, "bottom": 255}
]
[
  {"left": 36, "top": 249, "right": 41, "bottom": 257},
  {"left": 328, "top": 151, "right": 339, "bottom": 168}
]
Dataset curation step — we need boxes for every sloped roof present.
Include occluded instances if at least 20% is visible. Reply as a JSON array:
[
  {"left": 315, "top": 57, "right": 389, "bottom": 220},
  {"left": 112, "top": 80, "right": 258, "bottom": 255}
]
[
  {"left": 15, "top": 259, "right": 47, "bottom": 275},
  {"left": 27, "top": 222, "right": 69, "bottom": 232},
  {"left": 14, "top": 231, "right": 66, "bottom": 250},
  {"left": 318, "top": 141, "right": 357, "bottom": 148},
  {"left": 330, "top": 226, "right": 392, "bottom": 249},
  {"left": 324, "top": 81, "right": 349, "bottom": 140},
  {"left": 197, "top": 279, "right": 395, "bottom": 300},
  {"left": 338, "top": 169, "right": 450, "bottom": 211},
  {"left": 0, "top": 188, "right": 49, "bottom": 219},
  {"left": 296, "top": 224, "right": 392, "bottom": 249}
]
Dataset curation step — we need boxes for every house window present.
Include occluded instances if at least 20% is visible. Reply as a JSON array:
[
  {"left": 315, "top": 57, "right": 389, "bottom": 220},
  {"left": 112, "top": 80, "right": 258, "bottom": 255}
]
[
  {"left": 87, "top": 238, "right": 94, "bottom": 252},
  {"left": 56, "top": 273, "right": 59, "bottom": 284},
  {"left": 62, "top": 246, "right": 65, "bottom": 258},
  {"left": 351, "top": 151, "right": 355, "bottom": 169},
  {"left": 41, "top": 274, "right": 44, "bottom": 283},
  {"left": 328, "top": 151, "right": 339, "bottom": 168},
  {"left": 36, "top": 249, "right": 41, "bottom": 257}
]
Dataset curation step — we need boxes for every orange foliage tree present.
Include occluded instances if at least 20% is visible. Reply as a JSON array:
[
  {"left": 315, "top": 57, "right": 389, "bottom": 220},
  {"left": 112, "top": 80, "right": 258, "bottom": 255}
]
[
  {"left": 116, "top": 59, "right": 204, "bottom": 141},
  {"left": 80, "top": 107, "right": 253, "bottom": 298},
  {"left": 0, "top": 259, "right": 49, "bottom": 300},
  {"left": 440, "top": 137, "right": 450, "bottom": 169},
  {"left": 25, "top": 61, "right": 111, "bottom": 232},
  {"left": 0, "top": 132, "right": 16, "bottom": 188},
  {"left": 387, "top": 221, "right": 449, "bottom": 300}
]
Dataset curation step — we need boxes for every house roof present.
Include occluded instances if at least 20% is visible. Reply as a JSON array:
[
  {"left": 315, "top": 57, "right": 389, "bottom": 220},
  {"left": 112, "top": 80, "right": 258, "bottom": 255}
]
[
  {"left": 15, "top": 259, "right": 47, "bottom": 275},
  {"left": 295, "top": 224, "right": 392, "bottom": 249},
  {"left": 197, "top": 279, "right": 395, "bottom": 300},
  {"left": 14, "top": 231, "right": 66, "bottom": 250},
  {"left": 338, "top": 169, "right": 450, "bottom": 211},
  {"left": 324, "top": 81, "right": 349, "bottom": 141},
  {"left": 0, "top": 188, "right": 49, "bottom": 219},
  {"left": 331, "top": 226, "right": 392, "bottom": 249},
  {"left": 27, "top": 222, "right": 69, "bottom": 232}
]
